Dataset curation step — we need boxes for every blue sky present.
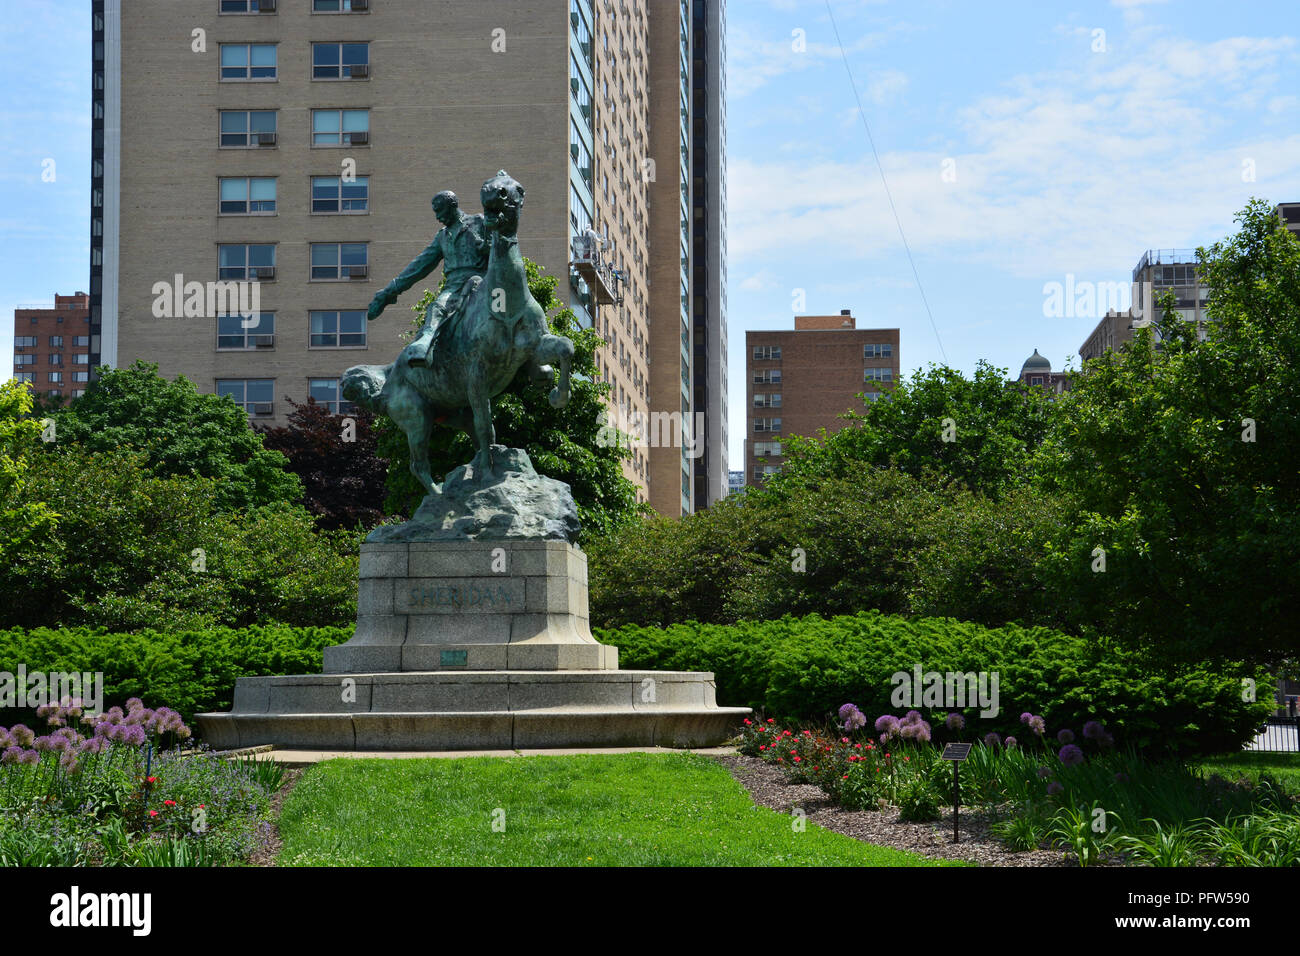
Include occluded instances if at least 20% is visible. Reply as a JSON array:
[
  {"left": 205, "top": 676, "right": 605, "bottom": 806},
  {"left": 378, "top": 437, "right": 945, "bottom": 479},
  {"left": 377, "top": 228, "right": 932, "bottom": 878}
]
[{"left": 1, "top": 1, "right": 1298, "bottom": 472}]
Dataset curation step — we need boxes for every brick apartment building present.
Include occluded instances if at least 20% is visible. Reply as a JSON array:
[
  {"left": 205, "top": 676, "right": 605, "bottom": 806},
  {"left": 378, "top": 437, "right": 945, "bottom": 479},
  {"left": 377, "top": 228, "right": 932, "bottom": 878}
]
[
  {"left": 744, "top": 311, "right": 900, "bottom": 487},
  {"left": 89, "top": 0, "right": 729, "bottom": 516},
  {"left": 11, "top": 293, "right": 93, "bottom": 404}
]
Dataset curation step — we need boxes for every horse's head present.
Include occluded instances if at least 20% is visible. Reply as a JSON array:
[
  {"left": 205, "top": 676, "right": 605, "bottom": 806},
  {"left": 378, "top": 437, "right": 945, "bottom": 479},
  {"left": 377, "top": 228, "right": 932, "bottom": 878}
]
[
  {"left": 341, "top": 363, "right": 388, "bottom": 413},
  {"left": 481, "top": 169, "right": 525, "bottom": 237}
]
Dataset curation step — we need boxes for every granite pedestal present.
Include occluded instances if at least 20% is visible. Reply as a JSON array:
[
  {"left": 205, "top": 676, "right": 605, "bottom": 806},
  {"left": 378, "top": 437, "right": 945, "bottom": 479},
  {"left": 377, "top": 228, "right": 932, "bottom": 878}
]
[{"left": 197, "top": 540, "right": 749, "bottom": 751}]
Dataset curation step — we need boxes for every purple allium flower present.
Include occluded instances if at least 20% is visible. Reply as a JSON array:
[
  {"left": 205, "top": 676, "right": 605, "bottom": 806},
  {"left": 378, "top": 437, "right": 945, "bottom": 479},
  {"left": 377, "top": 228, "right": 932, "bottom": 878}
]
[
  {"left": 18, "top": 749, "right": 39, "bottom": 765},
  {"left": 121, "top": 725, "right": 147, "bottom": 747},
  {"left": 875, "top": 715, "right": 900, "bottom": 736},
  {"left": 904, "top": 710, "right": 922, "bottom": 722},
  {"left": 58, "top": 751, "right": 79, "bottom": 773},
  {"left": 126, "top": 697, "right": 144, "bottom": 712},
  {"left": 106, "top": 706, "right": 124, "bottom": 722},
  {"left": 0, "top": 730, "right": 10, "bottom": 749},
  {"left": 1058, "top": 744, "right": 1085, "bottom": 767},
  {"left": 1028, "top": 715, "right": 1046, "bottom": 736},
  {"left": 32, "top": 735, "right": 54, "bottom": 752},
  {"left": 983, "top": 732, "right": 1001, "bottom": 747},
  {"left": 839, "top": 703, "right": 867, "bottom": 731},
  {"left": 1046, "top": 781, "right": 1064, "bottom": 796},
  {"left": 0, "top": 746, "right": 22, "bottom": 765},
  {"left": 913, "top": 721, "right": 932, "bottom": 743},
  {"left": 9, "top": 724, "right": 34, "bottom": 747},
  {"left": 1020, "top": 712, "right": 1033, "bottom": 725},
  {"left": 1037, "top": 765, "right": 1051, "bottom": 778},
  {"left": 1057, "top": 728, "right": 1076, "bottom": 744},
  {"left": 946, "top": 713, "right": 965, "bottom": 731},
  {"left": 1082, "top": 720, "right": 1105, "bottom": 741},
  {"left": 1005, "top": 736, "right": 1017, "bottom": 747},
  {"left": 36, "top": 704, "right": 54, "bottom": 719}
]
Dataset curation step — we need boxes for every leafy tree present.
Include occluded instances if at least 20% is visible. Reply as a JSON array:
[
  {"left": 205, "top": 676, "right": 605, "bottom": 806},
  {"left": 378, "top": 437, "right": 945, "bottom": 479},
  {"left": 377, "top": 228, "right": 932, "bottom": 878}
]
[
  {"left": 0, "top": 381, "right": 58, "bottom": 573},
  {"left": 376, "top": 258, "right": 643, "bottom": 540},
  {"left": 0, "top": 447, "right": 357, "bottom": 631},
  {"left": 258, "top": 399, "right": 388, "bottom": 531},
  {"left": 772, "top": 360, "right": 1060, "bottom": 499},
  {"left": 1042, "top": 198, "right": 1300, "bottom": 666},
  {"left": 46, "top": 361, "right": 301, "bottom": 512}
]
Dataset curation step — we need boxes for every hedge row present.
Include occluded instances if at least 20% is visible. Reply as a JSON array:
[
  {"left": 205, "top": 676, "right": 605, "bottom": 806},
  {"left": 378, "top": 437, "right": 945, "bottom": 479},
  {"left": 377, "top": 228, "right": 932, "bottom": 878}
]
[
  {"left": 0, "top": 625, "right": 350, "bottom": 726},
  {"left": 602, "top": 611, "right": 1274, "bottom": 756},
  {"left": 0, "top": 613, "right": 1273, "bottom": 755}
]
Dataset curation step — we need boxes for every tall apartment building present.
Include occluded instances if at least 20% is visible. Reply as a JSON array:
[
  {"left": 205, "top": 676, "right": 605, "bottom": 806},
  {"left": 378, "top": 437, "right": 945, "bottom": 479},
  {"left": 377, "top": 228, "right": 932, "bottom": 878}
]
[
  {"left": 11, "top": 293, "right": 93, "bottom": 403},
  {"left": 1078, "top": 248, "right": 1207, "bottom": 362},
  {"left": 1277, "top": 202, "right": 1300, "bottom": 239},
  {"left": 744, "top": 311, "right": 899, "bottom": 487},
  {"left": 91, "top": 0, "right": 726, "bottom": 513}
]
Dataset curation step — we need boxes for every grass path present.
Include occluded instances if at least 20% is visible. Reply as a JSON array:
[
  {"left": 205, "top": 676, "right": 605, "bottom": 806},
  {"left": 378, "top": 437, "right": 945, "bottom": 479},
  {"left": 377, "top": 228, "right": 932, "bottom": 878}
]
[{"left": 276, "top": 751, "right": 953, "bottom": 866}]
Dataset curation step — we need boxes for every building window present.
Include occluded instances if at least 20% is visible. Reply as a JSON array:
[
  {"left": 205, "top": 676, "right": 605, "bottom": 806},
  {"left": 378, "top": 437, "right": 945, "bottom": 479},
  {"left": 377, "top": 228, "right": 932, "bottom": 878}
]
[
  {"left": 570, "top": 54, "right": 592, "bottom": 122},
  {"left": 48, "top": 372, "right": 63, "bottom": 384},
  {"left": 753, "top": 441, "right": 783, "bottom": 458},
  {"left": 49, "top": 335, "right": 63, "bottom": 348},
  {"left": 1030, "top": 375, "right": 1044, "bottom": 386},
  {"left": 308, "top": 379, "right": 356, "bottom": 414},
  {"left": 864, "top": 367, "right": 893, "bottom": 383},
  {"left": 863, "top": 343, "right": 892, "bottom": 358},
  {"left": 15, "top": 372, "right": 35, "bottom": 384},
  {"left": 72, "top": 336, "right": 89, "bottom": 347},
  {"left": 47, "top": 390, "right": 63, "bottom": 399},
  {"left": 753, "top": 393, "right": 782, "bottom": 408},
  {"left": 753, "top": 369, "right": 781, "bottom": 384},
  {"left": 217, "top": 312, "right": 275, "bottom": 349},
  {"left": 220, "top": 44, "right": 277, "bottom": 80},
  {"left": 220, "top": 110, "right": 277, "bottom": 147},
  {"left": 217, "top": 379, "right": 274, "bottom": 416},
  {"left": 312, "top": 109, "right": 369, "bottom": 145},
  {"left": 220, "top": 177, "right": 276, "bottom": 214},
  {"left": 312, "top": 176, "right": 369, "bottom": 213},
  {"left": 753, "top": 345, "right": 781, "bottom": 361},
  {"left": 49, "top": 354, "right": 63, "bottom": 367},
  {"left": 72, "top": 389, "right": 85, "bottom": 398},
  {"left": 753, "top": 417, "right": 782, "bottom": 433},
  {"left": 313, "top": 42, "right": 369, "bottom": 79},
  {"left": 14, "top": 355, "right": 35, "bottom": 366},
  {"left": 218, "top": 244, "right": 276, "bottom": 280},
  {"left": 73, "top": 354, "right": 89, "bottom": 365},
  {"left": 569, "top": 120, "right": 592, "bottom": 191},
  {"left": 309, "top": 310, "right": 367, "bottom": 347},
  {"left": 313, "top": 0, "right": 366, "bottom": 10},
  {"left": 220, "top": 0, "right": 266, "bottom": 11},
  {"left": 14, "top": 336, "right": 35, "bottom": 348},
  {"left": 311, "top": 243, "right": 368, "bottom": 280},
  {"left": 73, "top": 371, "right": 90, "bottom": 384}
]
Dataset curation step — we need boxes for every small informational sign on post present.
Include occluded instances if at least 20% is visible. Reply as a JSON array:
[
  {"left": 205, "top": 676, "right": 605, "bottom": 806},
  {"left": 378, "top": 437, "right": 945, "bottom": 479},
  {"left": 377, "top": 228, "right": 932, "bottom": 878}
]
[{"left": 940, "top": 743, "right": 972, "bottom": 843}]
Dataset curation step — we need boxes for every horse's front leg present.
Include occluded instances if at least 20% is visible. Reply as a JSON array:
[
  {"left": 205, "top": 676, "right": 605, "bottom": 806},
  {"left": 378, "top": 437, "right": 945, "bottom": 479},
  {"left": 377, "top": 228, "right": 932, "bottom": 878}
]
[
  {"left": 466, "top": 365, "right": 496, "bottom": 478},
  {"left": 535, "top": 334, "right": 574, "bottom": 409}
]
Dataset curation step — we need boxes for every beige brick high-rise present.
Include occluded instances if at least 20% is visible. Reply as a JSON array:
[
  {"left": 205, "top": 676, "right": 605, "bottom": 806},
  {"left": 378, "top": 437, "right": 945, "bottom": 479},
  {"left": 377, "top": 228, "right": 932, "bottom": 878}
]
[{"left": 92, "top": 0, "right": 728, "bottom": 512}]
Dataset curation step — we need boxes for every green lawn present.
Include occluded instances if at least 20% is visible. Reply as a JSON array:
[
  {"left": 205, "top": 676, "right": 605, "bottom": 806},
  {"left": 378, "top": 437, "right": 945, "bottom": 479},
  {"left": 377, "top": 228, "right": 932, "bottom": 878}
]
[
  {"left": 1197, "top": 752, "right": 1300, "bottom": 791},
  {"left": 276, "top": 752, "right": 953, "bottom": 866}
]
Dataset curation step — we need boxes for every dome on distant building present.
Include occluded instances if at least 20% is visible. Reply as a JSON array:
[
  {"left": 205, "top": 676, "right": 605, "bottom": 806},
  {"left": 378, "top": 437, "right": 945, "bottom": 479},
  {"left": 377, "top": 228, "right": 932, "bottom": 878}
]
[{"left": 1020, "top": 349, "right": 1052, "bottom": 376}]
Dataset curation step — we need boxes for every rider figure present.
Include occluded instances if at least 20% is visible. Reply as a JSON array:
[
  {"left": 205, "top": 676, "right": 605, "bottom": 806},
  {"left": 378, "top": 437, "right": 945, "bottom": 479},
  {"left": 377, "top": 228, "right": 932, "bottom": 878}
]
[{"left": 366, "top": 189, "right": 489, "bottom": 367}]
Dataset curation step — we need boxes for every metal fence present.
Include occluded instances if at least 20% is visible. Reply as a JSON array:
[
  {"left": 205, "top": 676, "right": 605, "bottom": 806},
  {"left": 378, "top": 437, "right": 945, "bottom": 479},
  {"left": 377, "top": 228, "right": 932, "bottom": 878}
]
[{"left": 1246, "top": 716, "right": 1299, "bottom": 753}]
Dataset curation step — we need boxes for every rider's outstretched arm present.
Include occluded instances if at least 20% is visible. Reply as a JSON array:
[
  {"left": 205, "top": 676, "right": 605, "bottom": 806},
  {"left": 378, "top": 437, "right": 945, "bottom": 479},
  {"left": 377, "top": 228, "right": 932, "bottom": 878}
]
[{"left": 383, "top": 240, "right": 443, "bottom": 299}]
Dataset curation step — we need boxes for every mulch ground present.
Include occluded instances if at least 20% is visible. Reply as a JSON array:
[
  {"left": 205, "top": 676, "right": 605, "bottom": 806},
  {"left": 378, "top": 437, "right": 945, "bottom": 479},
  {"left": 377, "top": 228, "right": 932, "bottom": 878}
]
[
  {"left": 712, "top": 752, "right": 1074, "bottom": 866},
  {"left": 248, "top": 768, "right": 304, "bottom": 867}
]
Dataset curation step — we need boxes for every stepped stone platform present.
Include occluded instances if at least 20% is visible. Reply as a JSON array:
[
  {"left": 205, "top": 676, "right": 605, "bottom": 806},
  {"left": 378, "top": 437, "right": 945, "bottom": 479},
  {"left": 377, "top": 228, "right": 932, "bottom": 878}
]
[{"left": 196, "top": 538, "right": 749, "bottom": 751}]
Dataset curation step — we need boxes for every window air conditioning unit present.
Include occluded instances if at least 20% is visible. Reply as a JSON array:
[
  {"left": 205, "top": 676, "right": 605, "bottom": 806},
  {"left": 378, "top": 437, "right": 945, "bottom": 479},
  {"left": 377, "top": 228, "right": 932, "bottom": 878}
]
[
  {"left": 252, "top": 266, "right": 276, "bottom": 280},
  {"left": 251, "top": 335, "right": 274, "bottom": 348},
  {"left": 251, "top": 403, "right": 274, "bottom": 416},
  {"left": 256, "top": 0, "right": 276, "bottom": 12},
  {"left": 347, "top": 265, "right": 369, "bottom": 279},
  {"left": 256, "top": 131, "right": 277, "bottom": 146},
  {"left": 352, "top": 0, "right": 370, "bottom": 9},
  {"left": 349, "top": 63, "right": 370, "bottom": 78},
  {"left": 348, "top": 130, "right": 369, "bottom": 145}
]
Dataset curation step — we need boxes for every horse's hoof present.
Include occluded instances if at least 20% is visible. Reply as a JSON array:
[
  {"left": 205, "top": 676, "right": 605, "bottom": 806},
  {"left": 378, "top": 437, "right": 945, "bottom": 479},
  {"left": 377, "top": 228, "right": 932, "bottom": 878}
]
[{"left": 549, "top": 387, "right": 569, "bottom": 409}]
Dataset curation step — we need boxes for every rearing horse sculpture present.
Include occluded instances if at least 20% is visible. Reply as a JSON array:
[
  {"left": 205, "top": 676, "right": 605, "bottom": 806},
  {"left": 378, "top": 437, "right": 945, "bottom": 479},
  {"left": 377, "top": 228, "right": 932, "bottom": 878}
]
[{"left": 341, "top": 171, "right": 574, "bottom": 495}]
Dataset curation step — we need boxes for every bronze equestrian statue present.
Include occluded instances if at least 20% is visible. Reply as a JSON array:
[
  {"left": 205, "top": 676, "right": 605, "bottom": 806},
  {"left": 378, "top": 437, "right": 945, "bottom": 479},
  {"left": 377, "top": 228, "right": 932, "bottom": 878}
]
[{"left": 342, "top": 170, "right": 574, "bottom": 495}]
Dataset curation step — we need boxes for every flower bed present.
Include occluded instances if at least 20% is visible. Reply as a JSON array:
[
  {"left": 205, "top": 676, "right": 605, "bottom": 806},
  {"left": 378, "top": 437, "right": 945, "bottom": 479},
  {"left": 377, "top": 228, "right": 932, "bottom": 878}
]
[
  {"left": 0, "top": 697, "right": 280, "bottom": 866},
  {"left": 739, "top": 705, "right": 1300, "bottom": 866}
]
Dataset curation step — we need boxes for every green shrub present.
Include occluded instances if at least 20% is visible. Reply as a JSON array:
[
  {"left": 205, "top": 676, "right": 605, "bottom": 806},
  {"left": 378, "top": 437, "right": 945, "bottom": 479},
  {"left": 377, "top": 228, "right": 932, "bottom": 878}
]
[
  {"left": 600, "top": 610, "right": 1274, "bottom": 756},
  {"left": 896, "top": 775, "right": 942, "bottom": 822},
  {"left": 0, "top": 625, "right": 350, "bottom": 726}
]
